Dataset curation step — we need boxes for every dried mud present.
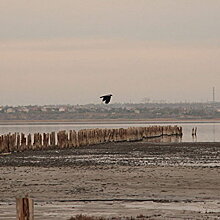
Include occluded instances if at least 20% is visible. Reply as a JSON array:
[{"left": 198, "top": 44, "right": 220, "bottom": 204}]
[{"left": 0, "top": 141, "right": 220, "bottom": 219}]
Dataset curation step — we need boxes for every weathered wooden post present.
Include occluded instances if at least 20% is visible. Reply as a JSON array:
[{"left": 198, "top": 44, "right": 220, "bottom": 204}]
[
  {"left": 57, "top": 130, "right": 68, "bottom": 148},
  {"left": 2, "top": 134, "right": 9, "bottom": 153},
  {"left": 0, "top": 135, "right": 3, "bottom": 153},
  {"left": 43, "top": 133, "right": 49, "bottom": 149},
  {"left": 20, "top": 133, "right": 27, "bottom": 151},
  {"left": 16, "top": 133, "right": 21, "bottom": 151},
  {"left": 50, "top": 132, "right": 56, "bottom": 147},
  {"left": 69, "top": 130, "right": 78, "bottom": 147},
  {"left": 33, "top": 133, "right": 43, "bottom": 149},
  {"left": 27, "top": 134, "right": 32, "bottom": 150},
  {"left": 72, "top": 130, "right": 78, "bottom": 147},
  {"left": 16, "top": 197, "right": 34, "bottom": 220},
  {"left": 77, "top": 130, "right": 82, "bottom": 147},
  {"left": 10, "top": 133, "right": 17, "bottom": 152}
]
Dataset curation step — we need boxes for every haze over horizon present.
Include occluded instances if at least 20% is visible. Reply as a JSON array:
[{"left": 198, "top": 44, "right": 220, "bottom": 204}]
[{"left": 1, "top": 0, "right": 220, "bottom": 105}]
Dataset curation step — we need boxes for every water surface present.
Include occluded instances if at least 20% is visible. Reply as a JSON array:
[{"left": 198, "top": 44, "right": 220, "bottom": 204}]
[{"left": 0, "top": 121, "right": 219, "bottom": 142}]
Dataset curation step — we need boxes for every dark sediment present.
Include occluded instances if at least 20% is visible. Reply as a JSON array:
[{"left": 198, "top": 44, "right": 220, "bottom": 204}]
[{"left": 0, "top": 141, "right": 219, "bottom": 167}]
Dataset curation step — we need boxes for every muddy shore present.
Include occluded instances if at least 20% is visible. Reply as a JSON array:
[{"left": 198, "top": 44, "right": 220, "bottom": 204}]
[{"left": 0, "top": 141, "right": 220, "bottom": 219}]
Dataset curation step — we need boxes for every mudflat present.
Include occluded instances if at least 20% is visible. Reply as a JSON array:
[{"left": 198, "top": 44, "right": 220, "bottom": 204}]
[{"left": 0, "top": 141, "right": 220, "bottom": 219}]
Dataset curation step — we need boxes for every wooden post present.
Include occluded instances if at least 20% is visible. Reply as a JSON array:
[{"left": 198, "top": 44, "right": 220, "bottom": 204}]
[
  {"left": 50, "top": 132, "right": 56, "bottom": 147},
  {"left": 16, "top": 197, "right": 34, "bottom": 220},
  {"left": 21, "top": 133, "right": 27, "bottom": 151},
  {"left": 27, "top": 134, "right": 32, "bottom": 150},
  {"left": 16, "top": 133, "right": 21, "bottom": 151}
]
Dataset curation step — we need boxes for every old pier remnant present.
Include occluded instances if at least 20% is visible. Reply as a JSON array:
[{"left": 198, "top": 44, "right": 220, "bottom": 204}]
[{"left": 0, "top": 126, "right": 182, "bottom": 153}]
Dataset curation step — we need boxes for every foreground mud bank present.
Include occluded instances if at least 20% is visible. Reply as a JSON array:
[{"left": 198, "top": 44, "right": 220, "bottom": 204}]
[{"left": 0, "top": 141, "right": 220, "bottom": 219}]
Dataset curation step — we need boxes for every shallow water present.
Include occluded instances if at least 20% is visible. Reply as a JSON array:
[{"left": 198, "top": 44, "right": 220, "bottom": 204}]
[{"left": 0, "top": 121, "right": 220, "bottom": 142}]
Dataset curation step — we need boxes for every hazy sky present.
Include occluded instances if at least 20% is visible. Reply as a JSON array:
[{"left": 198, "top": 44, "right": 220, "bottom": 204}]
[{"left": 1, "top": 0, "right": 220, "bottom": 105}]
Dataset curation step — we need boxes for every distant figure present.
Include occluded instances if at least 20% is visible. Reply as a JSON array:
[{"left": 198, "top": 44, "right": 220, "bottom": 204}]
[
  {"left": 100, "top": 94, "right": 112, "bottom": 104},
  {"left": 192, "top": 128, "right": 195, "bottom": 136},
  {"left": 192, "top": 127, "right": 197, "bottom": 136}
]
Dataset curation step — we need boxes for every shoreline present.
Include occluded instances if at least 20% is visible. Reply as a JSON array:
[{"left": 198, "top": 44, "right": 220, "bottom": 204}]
[{"left": 1, "top": 118, "right": 220, "bottom": 125}]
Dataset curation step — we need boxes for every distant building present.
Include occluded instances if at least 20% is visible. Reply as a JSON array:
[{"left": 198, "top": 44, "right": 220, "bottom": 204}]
[
  {"left": 59, "top": 107, "right": 66, "bottom": 112},
  {"left": 41, "top": 107, "right": 48, "bottom": 112},
  {"left": 20, "top": 107, "right": 29, "bottom": 113},
  {"left": 134, "top": 109, "right": 140, "bottom": 114},
  {"left": 6, "top": 108, "right": 15, "bottom": 113}
]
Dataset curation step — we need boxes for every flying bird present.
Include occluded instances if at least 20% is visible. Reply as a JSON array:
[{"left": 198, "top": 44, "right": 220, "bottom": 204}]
[{"left": 100, "top": 94, "right": 112, "bottom": 104}]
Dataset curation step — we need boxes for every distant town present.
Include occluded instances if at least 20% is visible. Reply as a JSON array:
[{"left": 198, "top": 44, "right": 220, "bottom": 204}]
[{"left": 0, "top": 102, "right": 220, "bottom": 121}]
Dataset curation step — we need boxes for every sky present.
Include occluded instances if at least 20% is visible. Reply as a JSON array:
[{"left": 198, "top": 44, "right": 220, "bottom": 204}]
[{"left": 0, "top": 0, "right": 220, "bottom": 105}]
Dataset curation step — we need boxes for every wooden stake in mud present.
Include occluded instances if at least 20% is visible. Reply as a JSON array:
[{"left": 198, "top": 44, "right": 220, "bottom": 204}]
[{"left": 16, "top": 197, "right": 34, "bottom": 220}]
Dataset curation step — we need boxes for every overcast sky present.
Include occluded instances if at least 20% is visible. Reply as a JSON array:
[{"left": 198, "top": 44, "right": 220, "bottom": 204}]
[{"left": 1, "top": 0, "right": 220, "bottom": 105}]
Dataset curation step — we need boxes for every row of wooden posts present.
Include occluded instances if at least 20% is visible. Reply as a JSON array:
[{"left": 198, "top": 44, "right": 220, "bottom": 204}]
[{"left": 0, "top": 126, "right": 182, "bottom": 153}]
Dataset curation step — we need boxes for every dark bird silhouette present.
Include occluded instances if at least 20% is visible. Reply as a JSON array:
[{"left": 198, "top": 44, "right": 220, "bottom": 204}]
[{"left": 100, "top": 94, "right": 112, "bottom": 104}]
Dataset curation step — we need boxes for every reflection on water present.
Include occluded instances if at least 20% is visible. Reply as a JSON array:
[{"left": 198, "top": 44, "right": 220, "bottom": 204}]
[
  {"left": 192, "top": 135, "right": 197, "bottom": 142},
  {"left": 0, "top": 122, "right": 219, "bottom": 142},
  {"left": 145, "top": 135, "right": 182, "bottom": 143}
]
